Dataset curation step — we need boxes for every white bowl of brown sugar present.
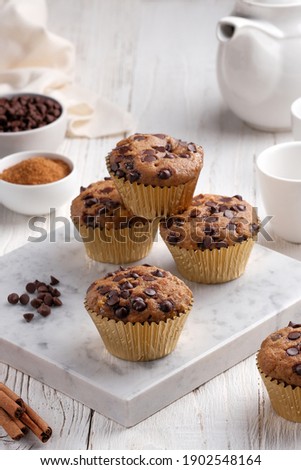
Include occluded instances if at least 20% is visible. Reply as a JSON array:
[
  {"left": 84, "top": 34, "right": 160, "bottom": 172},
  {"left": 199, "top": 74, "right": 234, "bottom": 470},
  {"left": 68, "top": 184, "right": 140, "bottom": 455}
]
[
  {"left": 0, "top": 151, "right": 77, "bottom": 215},
  {"left": 0, "top": 93, "right": 67, "bottom": 158}
]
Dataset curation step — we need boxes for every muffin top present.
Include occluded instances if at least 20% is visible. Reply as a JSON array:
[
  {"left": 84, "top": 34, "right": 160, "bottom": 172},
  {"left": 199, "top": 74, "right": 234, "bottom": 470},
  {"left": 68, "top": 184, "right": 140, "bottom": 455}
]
[
  {"left": 160, "top": 193, "right": 260, "bottom": 250},
  {"left": 107, "top": 133, "right": 204, "bottom": 186},
  {"left": 257, "top": 322, "right": 301, "bottom": 387},
  {"left": 85, "top": 264, "right": 193, "bottom": 324},
  {"left": 71, "top": 178, "right": 147, "bottom": 229}
]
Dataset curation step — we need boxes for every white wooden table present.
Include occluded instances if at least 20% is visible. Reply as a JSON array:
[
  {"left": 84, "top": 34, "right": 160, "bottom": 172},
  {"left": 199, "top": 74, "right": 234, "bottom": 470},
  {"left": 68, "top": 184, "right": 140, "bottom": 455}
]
[{"left": 1, "top": 0, "right": 301, "bottom": 450}]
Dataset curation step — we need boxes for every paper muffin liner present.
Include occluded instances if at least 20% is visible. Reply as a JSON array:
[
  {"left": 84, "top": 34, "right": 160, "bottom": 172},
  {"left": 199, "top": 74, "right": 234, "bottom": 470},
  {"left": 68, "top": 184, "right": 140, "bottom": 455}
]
[
  {"left": 72, "top": 219, "right": 158, "bottom": 264},
  {"left": 163, "top": 238, "right": 254, "bottom": 284},
  {"left": 106, "top": 156, "right": 199, "bottom": 218},
  {"left": 257, "top": 365, "right": 301, "bottom": 423},
  {"left": 84, "top": 301, "right": 192, "bottom": 361}
]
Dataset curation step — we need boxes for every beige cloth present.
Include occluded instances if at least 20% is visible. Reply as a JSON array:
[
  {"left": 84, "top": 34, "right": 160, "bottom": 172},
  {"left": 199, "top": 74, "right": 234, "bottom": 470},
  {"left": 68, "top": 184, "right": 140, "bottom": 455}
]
[{"left": 0, "top": 0, "right": 135, "bottom": 138}]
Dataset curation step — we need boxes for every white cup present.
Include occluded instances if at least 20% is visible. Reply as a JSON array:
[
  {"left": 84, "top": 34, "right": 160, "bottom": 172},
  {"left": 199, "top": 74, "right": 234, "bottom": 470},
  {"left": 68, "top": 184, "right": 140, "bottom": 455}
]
[
  {"left": 256, "top": 142, "right": 301, "bottom": 243},
  {"left": 291, "top": 97, "right": 301, "bottom": 141}
]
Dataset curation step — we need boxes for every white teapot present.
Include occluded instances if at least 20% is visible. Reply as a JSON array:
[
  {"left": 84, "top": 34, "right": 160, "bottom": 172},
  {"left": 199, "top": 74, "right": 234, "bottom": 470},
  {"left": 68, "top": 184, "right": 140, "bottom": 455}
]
[{"left": 216, "top": 0, "right": 301, "bottom": 131}]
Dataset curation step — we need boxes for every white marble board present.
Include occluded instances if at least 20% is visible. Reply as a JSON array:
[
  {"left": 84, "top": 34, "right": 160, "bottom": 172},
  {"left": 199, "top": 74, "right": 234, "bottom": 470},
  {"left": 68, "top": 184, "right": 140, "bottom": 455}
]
[{"left": 1, "top": 228, "right": 301, "bottom": 427}]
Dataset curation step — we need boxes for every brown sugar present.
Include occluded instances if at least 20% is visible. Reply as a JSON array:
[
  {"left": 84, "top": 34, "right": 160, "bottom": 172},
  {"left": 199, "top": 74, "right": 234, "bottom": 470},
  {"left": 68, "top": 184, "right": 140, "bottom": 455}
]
[{"left": 0, "top": 157, "right": 71, "bottom": 185}]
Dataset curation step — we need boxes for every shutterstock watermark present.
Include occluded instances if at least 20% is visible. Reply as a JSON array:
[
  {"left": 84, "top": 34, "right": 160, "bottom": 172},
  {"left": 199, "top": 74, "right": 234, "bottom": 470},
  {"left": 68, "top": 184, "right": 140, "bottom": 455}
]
[{"left": 27, "top": 208, "right": 274, "bottom": 244}]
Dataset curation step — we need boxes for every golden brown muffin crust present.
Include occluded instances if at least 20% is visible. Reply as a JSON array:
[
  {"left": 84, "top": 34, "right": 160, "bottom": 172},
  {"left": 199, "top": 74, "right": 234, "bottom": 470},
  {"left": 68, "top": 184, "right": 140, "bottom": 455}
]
[
  {"left": 160, "top": 193, "right": 260, "bottom": 250},
  {"left": 107, "top": 133, "right": 204, "bottom": 187},
  {"left": 85, "top": 264, "right": 193, "bottom": 324},
  {"left": 71, "top": 178, "right": 147, "bottom": 230},
  {"left": 257, "top": 322, "right": 301, "bottom": 387}
]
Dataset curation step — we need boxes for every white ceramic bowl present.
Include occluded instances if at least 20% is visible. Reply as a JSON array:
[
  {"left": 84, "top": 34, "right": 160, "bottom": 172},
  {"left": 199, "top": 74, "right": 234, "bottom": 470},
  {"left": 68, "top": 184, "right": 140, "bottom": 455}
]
[
  {"left": 0, "top": 151, "right": 77, "bottom": 215},
  {"left": 0, "top": 93, "right": 67, "bottom": 158},
  {"left": 291, "top": 96, "right": 301, "bottom": 141}
]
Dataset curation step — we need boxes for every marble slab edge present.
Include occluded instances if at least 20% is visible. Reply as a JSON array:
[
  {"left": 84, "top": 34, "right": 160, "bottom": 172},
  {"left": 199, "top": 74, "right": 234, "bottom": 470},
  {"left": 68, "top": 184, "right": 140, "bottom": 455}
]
[{"left": 1, "top": 298, "right": 301, "bottom": 428}]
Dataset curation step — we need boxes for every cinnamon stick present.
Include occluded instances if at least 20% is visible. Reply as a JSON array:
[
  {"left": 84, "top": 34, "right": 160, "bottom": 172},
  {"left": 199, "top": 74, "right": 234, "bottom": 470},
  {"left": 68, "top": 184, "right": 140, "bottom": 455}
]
[
  {"left": 0, "top": 383, "right": 25, "bottom": 408},
  {"left": 0, "top": 391, "right": 24, "bottom": 419},
  {"left": 20, "top": 412, "right": 51, "bottom": 443},
  {"left": 0, "top": 408, "right": 24, "bottom": 440},
  {"left": 24, "top": 403, "right": 52, "bottom": 437}
]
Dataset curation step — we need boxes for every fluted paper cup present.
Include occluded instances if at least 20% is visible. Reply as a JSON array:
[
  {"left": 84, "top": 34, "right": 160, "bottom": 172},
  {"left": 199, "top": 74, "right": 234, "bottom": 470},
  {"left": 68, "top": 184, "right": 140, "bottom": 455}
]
[
  {"left": 72, "top": 219, "right": 158, "bottom": 264},
  {"left": 84, "top": 302, "right": 192, "bottom": 361},
  {"left": 163, "top": 238, "right": 254, "bottom": 284},
  {"left": 258, "top": 366, "right": 301, "bottom": 423}
]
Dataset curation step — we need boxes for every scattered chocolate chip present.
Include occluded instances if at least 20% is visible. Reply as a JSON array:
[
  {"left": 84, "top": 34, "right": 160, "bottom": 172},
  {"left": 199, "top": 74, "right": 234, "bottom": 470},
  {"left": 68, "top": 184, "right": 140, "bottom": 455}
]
[
  {"left": 286, "top": 347, "right": 299, "bottom": 356},
  {"left": 158, "top": 169, "right": 172, "bottom": 180},
  {"left": 144, "top": 288, "right": 156, "bottom": 297},
  {"left": 37, "top": 285, "right": 48, "bottom": 293},
  {"left": 19, "top": 293, "right": 30, "bottom": 305},
  {"left": 43, "top": 293, "right": 53, "bottom": 306},
  {"left": 293, "top": 363, "right": 301, "bottom": 376},
  {"left": 52, "top": 297, "right": 62, "bottom": 307},
  {"left": 159, "top": 300, "right": 173, "bottom": 313},
  {"left": 23, "top": 313, "right": 34, "bottom": 323},
  {"left": 52, "top": 288, "right": 61, "bottom": 297},
  {"left": 26, "top": 282, "right": 36, "bottom": 293},
  {"left": 288, "top": 332, "right": 301, "bottom": 340},
  {"left": 7, "top": 293, "right": 19, "bottom": 304},
  {"left": 37, "top": 304, "right": 51, "bottom": 317},
  {"left": 31, "top": 298, "right": 43, "bottom": 308},
  {"left": 132, "top": 297, "right": 147, "bottom": 312}
]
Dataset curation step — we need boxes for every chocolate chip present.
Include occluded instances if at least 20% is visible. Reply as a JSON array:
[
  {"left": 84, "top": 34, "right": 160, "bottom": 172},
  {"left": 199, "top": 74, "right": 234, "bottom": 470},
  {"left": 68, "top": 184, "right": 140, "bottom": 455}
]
[
  {"left": 288, "top": 331, "right": 301, "bottom": 340},
  {"left": 187, "top": 143, "right": 197, "bottom": 152},
  {"left": 293, "top": 363, "right": 301, "bottom": 376},
  {"left": 271, "top": 333, "right": 282, "bottom": 341},
  {"left": 288, "top": 322, "right": 301, "bottom": 328},
  {"left": 153, "top": 133, "right": 166, "bottom": 139},
  {"left": 233, "top": 194, "right": 243, "bottom": 201},
  {"left": 165, "top": 143, "right": 172, "bottom": 152},
  {"left": 286, "top": 347, "right": 299, "bottom": 356},
  {"left": 159, "top": 300, "right": 173, "bottom": 313},
  {"left": 84, "top": 197, "right": 99, "bottom": 208},
  {"left": 227, "top": 223, "right": 237, "bottom": 231},
  {"left": 43, "top": 293, "right": 53, "bottom": 306},
  {"left": 190, "top": 209, "right": 201, "bottom": 218},
  {"left": 37, "top": 304, "right": 51, "bottom": 317},
  {"left": 251, "top": 223, "right": 260, "bottom": 233},
  {"left": 115, "top": 169, "right": 125, "bottom": 178},
  {"left": 143, "top": 154, "right": 157, "bottom": 162},
  {"left": 31, "top": 298, "right": 43, "bottom": 308},
  {"left": 52, "top": 297, "right": 62, "bottom": 307},
  {"left": 111, "top": 162, "right": 119, "bottom": 172},
  {"left": 224, "top": 210, "right": 234, "bottom": 219},
  {"left": 179, "top": 153, "right": 190, "bottom": 158},
  {"left": 19, "top": 293, "right": 30, "bottom": 305},
  {"left": 125, "top": 161, "right": 134, "bottom": 170},
  {"left": 52, "top": 288, "right": 61, "bottom": 297},
  {"left": 120, "top": 290, "right": 131, "bottom": 299},
  {"left": 144, "top": 288, "right": 156, "bottom": 297},
  {"left": 158, "top": 169, "right": 172, "bottom": 180},
  {"left": 104, "top": 176, "right": 112, "bottom": 181},
  {"left": 7, "top": 293, "right": 19, "bottom": 304},
  {"left": 120, "top": 281, "right": 133, "bottom": 290},
  {"left": 113, "top": 274, "right": 125, "bottom": 282},
  {"left": 133, "top": 134, "right": 147, "bottom": 140},
  {"left": 163, "top": 152, "right": 175, "bottom": 159},
  {"left": 129, "top": 171, "right": 141, "bottom": 183},
  {"left": 102, "top": 187, "right": 114, "bottom": 194},
  {"left": 203, "top": 236, "right": 212, "bottom": 249},
  {"left": 37, "top": 285, "right": 48, "bottom": 293},
  {"left": 142, "top": 274, "right": 155, "bottom": 281},
  {"left": 96, "top": 286, "right": 109, "bottom": 295},
  {"left": 205, "top": 216, "right": 218, "bottom": 223},
  {"left": 26, "top": 282, "right": 36, "bottom": 293},
  {"left": 151, "top": 269, "right": 165, "bottom": 278},
  {"left": 132, "top": 297, "right": 147, "bottom": 312},
  {"left": 153, "top": 146, "right": 166, "bottom": 152},
  {"left": 23, "top": 313, "right": 34, "bottom": 323},
  {"left": 115, "top": 306, "right": 130, "bottom": 319},
  {"left": 215, "top": 241, "right": 228, "bottom": 249},
  {"left": 167, "top": 232, "right": 182, "bottom": 244},
  {"left": 106, "top": 290, "right": 120, "bottom": 306}
]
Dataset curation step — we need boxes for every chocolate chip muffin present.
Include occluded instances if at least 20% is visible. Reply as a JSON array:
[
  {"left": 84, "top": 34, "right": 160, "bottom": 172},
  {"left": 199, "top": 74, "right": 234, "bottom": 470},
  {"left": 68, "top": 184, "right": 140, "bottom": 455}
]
[
  {"left": 84, "top": 264, "right": 193, "bottom": 361},
  {"left": 257, "top": 322, "right": 301, "bottom": 422},
  {"left": 70, "top": 178, "right": 158, "bottom": 264},
  {"left": 106, "top": 133, "right": 204, "bottom": 218},
  {"left": 160, "top": 193, "right": 260, "bottom": 283}
]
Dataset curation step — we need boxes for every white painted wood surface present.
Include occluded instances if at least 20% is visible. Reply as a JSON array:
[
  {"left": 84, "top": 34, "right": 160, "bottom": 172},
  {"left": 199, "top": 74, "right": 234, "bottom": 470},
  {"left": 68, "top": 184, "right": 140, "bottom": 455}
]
[{"left": 1, "top": 0, "right": 301, "bottom": 450}]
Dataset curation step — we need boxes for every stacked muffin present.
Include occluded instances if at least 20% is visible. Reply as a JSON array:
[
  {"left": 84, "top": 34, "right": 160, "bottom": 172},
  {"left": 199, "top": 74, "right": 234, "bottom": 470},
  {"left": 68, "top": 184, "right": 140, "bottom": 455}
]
[{"left": 71, "top": 132, "right": 259, "bottom": 361}]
